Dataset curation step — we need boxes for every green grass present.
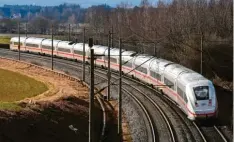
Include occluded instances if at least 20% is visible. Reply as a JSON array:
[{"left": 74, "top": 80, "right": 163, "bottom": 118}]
[
  {"left": 0, "top": 102, "right": 22, "bottom": 111},
  {"left": 0, "top": 68, "right": 48, "bottom": 110},
  {"left": 0, "top": 36, "right": 10, "bottom": 44}
]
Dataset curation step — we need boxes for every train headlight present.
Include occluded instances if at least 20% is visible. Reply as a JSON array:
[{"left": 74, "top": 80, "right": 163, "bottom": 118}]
[{"left": 208, "top": 99, "right": 212, "bottom": 106}]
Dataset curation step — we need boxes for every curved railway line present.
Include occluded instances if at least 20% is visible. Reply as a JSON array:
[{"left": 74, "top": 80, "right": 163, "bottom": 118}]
[{"left": 0, "top": 48, "right": 230, "bottom": 142}]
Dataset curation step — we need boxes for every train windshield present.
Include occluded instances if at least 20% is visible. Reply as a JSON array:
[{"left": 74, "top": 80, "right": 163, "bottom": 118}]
[{"left": 193, "top": 86, "right": 209, "bottom": 100}]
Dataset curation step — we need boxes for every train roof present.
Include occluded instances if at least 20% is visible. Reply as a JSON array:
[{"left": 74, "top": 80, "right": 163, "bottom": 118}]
[
  {"left": 134, "top": 54, "right": 155, "bottom": 67},
  {"left": 164, "top": 63, "right": 193, "bottom": 78},
  {"left": 121, "top": 51, "right": 137, "bottom": 62},
  {"left": 104, "top": 48, "right": 125, "bottom": 57},
  {"left": 122, "top": 50, "right": 137, "bottom": 56},
  {"left": 57, "top": 41, "right": 75, "bottom": 49},
  {"left": 73, "top": 43, "right": 90, "bottom": 52},
  {"left": 25, "top": 37, "right": 46, "bottom": 44},
  {"left": 92, "top": 45, "right": 108, "bottom": 55},
  {"left": 10, "top": 37, "right": 27, "bottom": 42},
  {"left": 41, "top": 39, "right": 61, "bottom": 46},
  {"left": 149, "top": 58, "right": 172, "bottom": 73},
  {"left": 178, "top": 72, "right": 207, "bottom": 85}
]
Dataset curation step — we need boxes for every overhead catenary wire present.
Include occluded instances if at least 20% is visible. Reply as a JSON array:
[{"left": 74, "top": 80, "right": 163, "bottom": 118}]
[{"left": 94, "top": 56, "right": 155, "bottom": 95}]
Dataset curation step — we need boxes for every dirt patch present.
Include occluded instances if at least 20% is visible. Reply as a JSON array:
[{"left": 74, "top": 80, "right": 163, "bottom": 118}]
[
  {"left": 0, "top": 58, "right": 102, "bottom": 142},
  {"left": 0, "top": 58, "right": 89, "bottom": 103}
]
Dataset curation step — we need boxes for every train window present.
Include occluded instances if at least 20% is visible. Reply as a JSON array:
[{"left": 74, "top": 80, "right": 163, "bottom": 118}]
[
  {"left": 193, "top": 86, "right": 209, "bottom": 100},
  {"left": 14, "top": 42, "right": 23, "bottom": 46},
  {"left": 136, "top": 66, "right": 147, "bottom": 74},
  {"left": 150, "top": 71, "right": 161, "bottom": 81},
  {"left": 26, "top": 43, "right": 38, "bottom": 47},
  {"left": 177, "top": 86, "right": 184, "bottom": 98},
  {"left": 95, "top": 55, "right": 102, "bottom": 59},
  {"left": 164, "top": 77, "right": 174, "bottom": 90},
  {"left": 42, "top": 45, "right": 52, "bottom": 50},
  {"left": 122, "top": 60, "right": 132, "bottom": 68},
  {"left": 105, "top": 56, "right": 117, "bottom": 63},
  {"left": 183, "top": 94, "right": 188, "bottom": 103},
  {"left": 110, "top": 57, "right": 117, "bottom": 63},
  {"left": 74, "top": 50, "right": 85, "bottom": 55},
  {"left": 177, "top": 86, "right": 188, "bottom": 103},
  {"left": 58, "top": 48, "right": 71, "bottom": 53}
]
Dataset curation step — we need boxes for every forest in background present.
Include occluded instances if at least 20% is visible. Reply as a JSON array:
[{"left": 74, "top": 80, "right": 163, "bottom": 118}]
[{"left": 0, "top": 0, "right": 232, "bottom": 90}]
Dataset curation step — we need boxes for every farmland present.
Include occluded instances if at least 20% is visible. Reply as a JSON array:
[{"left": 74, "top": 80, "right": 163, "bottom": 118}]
[
  {"left": 0, "top": 68, "right": 48, "bottom": 110},
  {"left": 0, "top": 36, "right": 10, "bottom": 44}
]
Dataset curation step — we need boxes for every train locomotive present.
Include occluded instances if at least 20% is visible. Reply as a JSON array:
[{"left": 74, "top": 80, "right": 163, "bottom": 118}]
[{"left": 10, "top": 37, "right": 218, "bottom": 120}]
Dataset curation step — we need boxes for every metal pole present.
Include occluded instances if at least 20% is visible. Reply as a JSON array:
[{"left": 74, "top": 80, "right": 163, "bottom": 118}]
[
  {"left": 154, "top": 43, "right": 156, "bottom": 57},
  {"left": 82, "top": 28, "right": 86, "bottom": 82},
  {"left": 111, "top": 26, "right": 113, "bottom": 48},
  {"left": 68, "top": 24, "right": 70, "bottom": 41},
  {"left": 25, "top": 23, "right": 27, "bottom": 37},
  {"left": 200, "top": 34, "right": 203, "bottom": 75},
  {"left": 118, "top": 38, "right": 122, "bottom": 135},
  {"left": 18, "top": 22, "right": 20, "bottom": 61},
  {"left": 89, "top": 49, "right": 95, "bottom": 142},
  {"left": 51, "top": 25, "right": 54, "bottom": 70},
  {"left": 107, "top": 31, "right": 111, "bottom": 101}
]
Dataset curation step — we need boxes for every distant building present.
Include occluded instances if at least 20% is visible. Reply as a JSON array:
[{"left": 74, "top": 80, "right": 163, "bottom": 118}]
[
  {"left": 11, "top": 13, "right": 21, "bottom": 19},
  {"left": 58, "top": 23, "right": 90, "bottom": 34}
]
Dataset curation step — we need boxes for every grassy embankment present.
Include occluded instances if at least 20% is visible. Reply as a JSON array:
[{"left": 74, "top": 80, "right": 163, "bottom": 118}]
[
  {"left": 0, "top": 68, "right": 48, "bottom": 110},
  {"left": 0, "top": 36, "right": 10, "bottom": 49},
  {"left": 0, "top": 36, "right": 10, "bottom": 44}
]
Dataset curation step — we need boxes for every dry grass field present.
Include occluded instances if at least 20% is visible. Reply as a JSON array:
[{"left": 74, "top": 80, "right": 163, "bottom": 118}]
[
  {"left": 0, "top": 68, "right": 48, "bottom": 110},
  {"left": 0, "top": 36, "right": 10, "bottom": 44}
]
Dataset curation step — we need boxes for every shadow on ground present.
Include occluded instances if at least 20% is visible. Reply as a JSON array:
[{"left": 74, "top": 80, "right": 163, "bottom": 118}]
[
  {"left": 0, "top": 96, "right": 94, "bottom": 142},
  {"left": 215, "top": 86, "right": 233, "bottom": 128}
]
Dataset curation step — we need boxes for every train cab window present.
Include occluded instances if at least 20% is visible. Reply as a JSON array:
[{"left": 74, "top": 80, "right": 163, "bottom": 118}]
[
  {"left": 164, "top": 77, "right": 174, "bottom": 90},
  {"left": 42, "top": 45, "right": 52, "bottom": 50},
  {"left": 26, "top": 43, "right": 38, "bottom": 47},
  {"left": 193, "top": 86, "right": 209, "bottom": 100},
  {"left": 74, "top": 50, "right": 85, "bottom": 55},
  {"left": 150, "top": 70, "right": 161, "bottom": 81},
  {"left": 136, "top": 66, "right": 147, "bottom": 74},
  {"left": 58, "top": 48, "right": 71, "bottom": 53}
]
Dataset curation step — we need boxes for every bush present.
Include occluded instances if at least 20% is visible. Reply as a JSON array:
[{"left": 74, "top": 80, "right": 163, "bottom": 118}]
[{"left": 0, "top": 44, "right": 10, "bottom": 49}]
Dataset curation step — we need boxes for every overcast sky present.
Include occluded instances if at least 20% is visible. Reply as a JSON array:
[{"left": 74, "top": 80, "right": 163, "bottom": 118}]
[{"left": 0, "top": 0, "right": 156, "bottom": 8}]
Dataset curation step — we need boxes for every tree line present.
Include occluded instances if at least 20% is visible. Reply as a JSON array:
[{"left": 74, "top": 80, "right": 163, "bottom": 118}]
[{"left": 85, "top": 0, "right": 232, "bottom": 90}]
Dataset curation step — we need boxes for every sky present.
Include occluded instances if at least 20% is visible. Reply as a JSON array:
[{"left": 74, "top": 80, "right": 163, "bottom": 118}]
[{"left": 0, "top": 0, "right": 153, "bottom": 8}]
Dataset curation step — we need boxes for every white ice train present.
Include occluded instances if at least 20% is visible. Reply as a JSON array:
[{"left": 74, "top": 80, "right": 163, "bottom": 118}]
[{"left": 10, "top": 37, "right": 218, "bottom": 120}]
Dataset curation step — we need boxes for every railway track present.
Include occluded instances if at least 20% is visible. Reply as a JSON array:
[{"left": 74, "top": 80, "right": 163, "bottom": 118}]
[
  {"left": 193, "top": 122, "right": 228, "bottom": 142},
  {"left": 0, "top": 48, "right": 231, "bottom": 142},
  {"left": 95, "top": 71, "right": 177, "bottom": 142}
]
